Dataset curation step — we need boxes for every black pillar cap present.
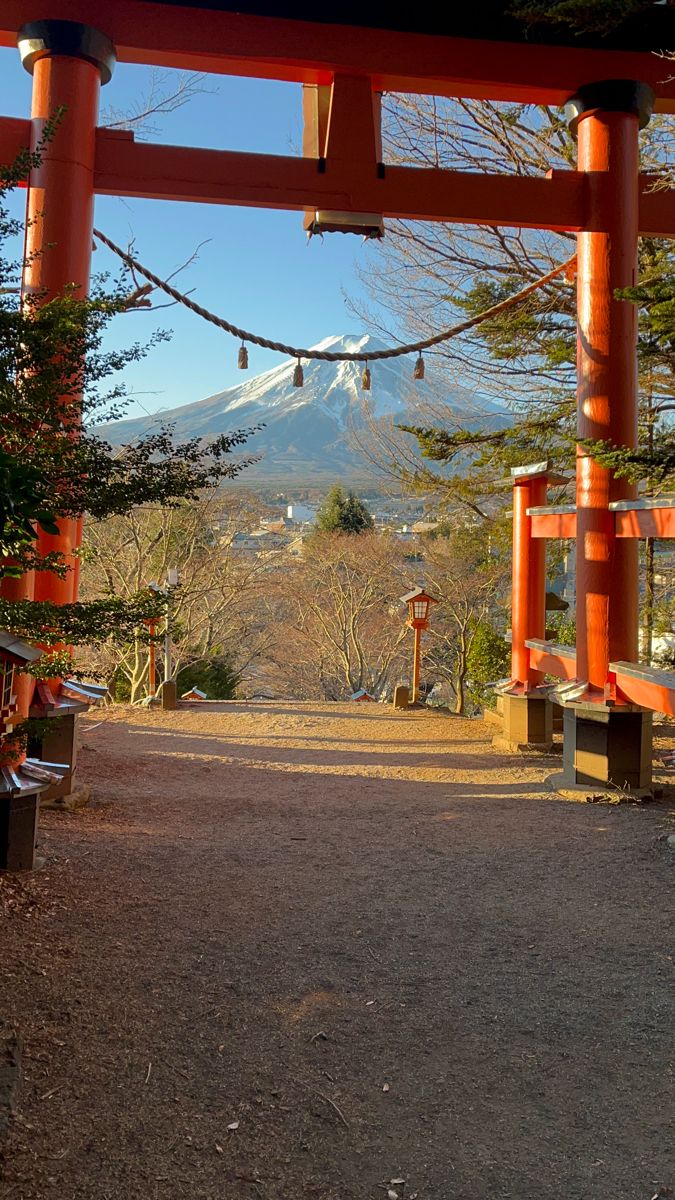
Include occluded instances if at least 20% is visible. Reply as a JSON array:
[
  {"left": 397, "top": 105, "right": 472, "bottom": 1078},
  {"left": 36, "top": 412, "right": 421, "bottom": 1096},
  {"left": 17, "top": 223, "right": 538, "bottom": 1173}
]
[
  {"left": 18, "top": 19, "right": 115, "bottom": 84},
  {"left": 565, "top": 79, "right": 655, "bottom": 134}
]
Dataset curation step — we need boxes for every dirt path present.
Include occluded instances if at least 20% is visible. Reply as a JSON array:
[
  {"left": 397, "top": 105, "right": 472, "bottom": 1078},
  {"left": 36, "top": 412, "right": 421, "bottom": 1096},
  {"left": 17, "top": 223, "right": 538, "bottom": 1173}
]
[{"left": 1, "top": 703, "right": 673, "bottom": 1200}]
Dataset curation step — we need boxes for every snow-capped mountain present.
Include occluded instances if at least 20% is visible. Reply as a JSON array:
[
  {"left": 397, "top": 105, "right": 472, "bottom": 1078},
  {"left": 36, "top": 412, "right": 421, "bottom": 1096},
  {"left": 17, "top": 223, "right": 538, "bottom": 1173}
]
[{"left": 100, "top": 334, "right": 503, "bottom": 483}]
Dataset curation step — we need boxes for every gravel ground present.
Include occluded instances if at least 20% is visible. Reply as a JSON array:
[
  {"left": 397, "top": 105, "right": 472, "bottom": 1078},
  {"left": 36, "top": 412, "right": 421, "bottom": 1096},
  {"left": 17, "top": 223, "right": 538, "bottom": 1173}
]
[{"left": 0, "top": 701, "right": 673, "bottom": 1200}]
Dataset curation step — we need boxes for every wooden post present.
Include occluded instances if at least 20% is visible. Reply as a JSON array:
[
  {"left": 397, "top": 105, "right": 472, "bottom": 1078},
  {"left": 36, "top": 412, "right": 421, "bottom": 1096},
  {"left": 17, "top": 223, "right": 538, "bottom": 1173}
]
[
  {"left": 510, "top": 467, "right": 548, "bottom": 688},
  {"left": 412, "top": 624, "right": 421, "bottom": 703},
  {"left": 147, "top": 621, "right": 156, "bottom": 696}
]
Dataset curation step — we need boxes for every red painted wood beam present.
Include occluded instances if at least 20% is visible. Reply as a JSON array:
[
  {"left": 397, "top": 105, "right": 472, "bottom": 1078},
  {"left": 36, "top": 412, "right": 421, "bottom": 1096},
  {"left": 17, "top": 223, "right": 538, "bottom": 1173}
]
[
  {"left": 610, "top": 661, "right": 675, "bottom": 716},
  {"left": 93, "top": 131, "right": 588, "bottom": 229},
  {"left": 2, "top": 118, "right": 673, "bottom": 235},
  {"left": 550, "top": 167, "right": 675, "bottom": 241},
  {"left": 0, "top": 2, "right": 673, "bottom": 109},
  {"left": 614, "top": 504, "right": 675, "bottom": 539},
  {"left": 639, "top": 189, "right": 675, "bottom": 241},
  {"left": 526, "top": 639, "right": 577, "bottom": 681},
  {"left": 0, "top": 118, "right": 586, "bottom": 227},
  {"left": 529, "top": 503, "right": 675, "bottom": 541},
  {"left": 528, "top": 508, "right": 577, "bottom": 539}
]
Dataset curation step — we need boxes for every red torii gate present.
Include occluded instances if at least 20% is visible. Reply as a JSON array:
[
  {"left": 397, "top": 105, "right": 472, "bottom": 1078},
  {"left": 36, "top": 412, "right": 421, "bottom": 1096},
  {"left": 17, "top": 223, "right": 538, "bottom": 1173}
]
[{"left": 0, "top": 1, "right": 674, "bottom": 795}]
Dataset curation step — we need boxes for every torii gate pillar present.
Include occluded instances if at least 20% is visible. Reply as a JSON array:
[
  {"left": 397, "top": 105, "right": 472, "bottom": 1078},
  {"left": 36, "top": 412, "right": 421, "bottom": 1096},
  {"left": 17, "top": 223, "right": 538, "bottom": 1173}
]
[
  {"left": 562, "top": 81, "right": 654, "bottom": 790},
  {"left": 18, "top": 19, "right": 115, "bottom": 609}
]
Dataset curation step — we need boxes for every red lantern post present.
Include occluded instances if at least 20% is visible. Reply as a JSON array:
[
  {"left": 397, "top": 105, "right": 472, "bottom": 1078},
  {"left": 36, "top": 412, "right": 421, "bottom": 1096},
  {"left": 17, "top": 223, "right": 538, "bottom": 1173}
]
[{"left": 400, "top": 587, "right": 439, "bottom": 703}]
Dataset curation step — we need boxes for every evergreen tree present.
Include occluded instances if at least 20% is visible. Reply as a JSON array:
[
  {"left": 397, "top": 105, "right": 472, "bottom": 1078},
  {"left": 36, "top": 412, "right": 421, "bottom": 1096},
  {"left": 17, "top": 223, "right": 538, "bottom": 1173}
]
[
  {"left": 355, "top": 81, "right": 672, "bottom": 516},
  {"left": 509, "top": 1, "right": 657, "bottom": 34},
  {"left": 176, "top": 656, "right": 240, "bottom": 701},
  {"left": 315, "top": 486, "right": 374, "bottom": 534},
  {"left": 466, "top": 621, "right": 511, "bottom": 712}
]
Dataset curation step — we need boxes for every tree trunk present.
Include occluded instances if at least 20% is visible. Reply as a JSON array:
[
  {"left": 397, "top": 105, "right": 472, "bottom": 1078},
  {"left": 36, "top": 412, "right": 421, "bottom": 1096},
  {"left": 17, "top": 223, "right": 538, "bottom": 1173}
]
[
  {"left": 453, "top": 630, "right": 468, "bottom": 715},
  {"left": 129, "top": 637, "right": 148, "bottom": 704}
]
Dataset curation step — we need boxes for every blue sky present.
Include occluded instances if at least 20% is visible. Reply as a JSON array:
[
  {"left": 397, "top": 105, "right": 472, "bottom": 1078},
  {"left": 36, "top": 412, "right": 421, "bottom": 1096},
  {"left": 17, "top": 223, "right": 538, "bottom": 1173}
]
[{"left": 0, "top": 48, "right": 385, "bottom": 419}]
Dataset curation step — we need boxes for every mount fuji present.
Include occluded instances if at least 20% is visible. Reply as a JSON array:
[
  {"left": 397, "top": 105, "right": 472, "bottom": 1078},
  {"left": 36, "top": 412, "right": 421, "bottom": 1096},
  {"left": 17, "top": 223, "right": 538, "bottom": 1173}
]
[{"left": 100, "top": 334, "right": 504, "bottom": 484}]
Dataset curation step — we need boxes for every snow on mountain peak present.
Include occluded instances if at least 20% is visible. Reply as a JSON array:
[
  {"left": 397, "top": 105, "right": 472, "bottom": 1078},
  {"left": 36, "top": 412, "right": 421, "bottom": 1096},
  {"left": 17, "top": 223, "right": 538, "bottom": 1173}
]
[
  {"left": 310, "top": 332, "right": 386, "bottom": 356},
  {"left": 99, "top": 332, "right": 503, "bottom": 483}
]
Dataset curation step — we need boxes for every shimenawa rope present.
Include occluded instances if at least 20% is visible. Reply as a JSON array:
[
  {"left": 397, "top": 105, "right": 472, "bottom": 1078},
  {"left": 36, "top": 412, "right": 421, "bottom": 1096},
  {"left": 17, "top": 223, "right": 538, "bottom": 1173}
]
[{"left": 93, "top": 227, "right": 575, "bottom": 366}]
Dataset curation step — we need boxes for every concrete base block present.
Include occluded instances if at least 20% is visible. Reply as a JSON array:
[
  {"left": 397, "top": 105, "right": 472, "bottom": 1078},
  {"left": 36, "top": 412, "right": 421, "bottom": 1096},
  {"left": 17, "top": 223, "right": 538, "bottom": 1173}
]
[
  {"left": 560, "top": 706, "right": 653, "bottom": 791},
  {"left": 161, "top": 680, "right": 177, "bottom": 710},
  {"left": 497, "top": 693, "right": 553, "bottom": 752},
  {"left": 482, "top": 706, "right": 503, "bottom": 729},
  {"left": 393, "top": 685, "right": 409, "bottom": 710},
  {"left": 0, "top": 792, "right": 39, "bottom": 872},
  {"left": 546, "top": 772, "right": 657, "bottom": 803}
]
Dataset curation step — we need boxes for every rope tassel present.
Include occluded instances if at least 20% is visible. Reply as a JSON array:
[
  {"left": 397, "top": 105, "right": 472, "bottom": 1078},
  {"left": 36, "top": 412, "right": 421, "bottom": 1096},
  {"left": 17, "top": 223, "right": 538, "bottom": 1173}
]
[
  {"left": 238, "top": 342, "right": 249, "bottom": 369},
  {"left": 413, "top": 354, "right": 425, "bottom": 380},
  {"left": 293, "top": 359, "right": 304, "bottom": 388},
  {"left": 361, "top": 364, "right": 371, "bottom": 391}
]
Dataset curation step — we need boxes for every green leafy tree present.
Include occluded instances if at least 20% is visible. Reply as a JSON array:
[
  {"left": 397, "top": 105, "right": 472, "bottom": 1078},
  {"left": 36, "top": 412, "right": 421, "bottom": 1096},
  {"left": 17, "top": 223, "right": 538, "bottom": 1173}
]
[
  {"left": 466, "top": 621, "right": 511, "bottom": 712},
  {"left": 176, "top": 656, "right": 240, "bottom": 701},
  {"left": 0, "top": 143, "right": 256, "bottom": 657},
  {"left": 315, "top": 486, "right": 375, "bottom": 534},
  {"left": 399, "top": 241, "right": 675, "bottom": 516},
  {"left": 545, "top": 611, "right": 577, "bottom": 647}
]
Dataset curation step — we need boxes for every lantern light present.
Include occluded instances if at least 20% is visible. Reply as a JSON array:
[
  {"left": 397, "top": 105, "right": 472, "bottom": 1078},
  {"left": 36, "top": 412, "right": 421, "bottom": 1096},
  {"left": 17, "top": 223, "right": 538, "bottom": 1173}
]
[
  {"left": 400, "top": 586, "right": 439, "bottom": 629},
  {"left": 238, "top": 342, "right": 249, "bottom": 370},
  {"left": 293, "top": 359, "right": 304, "bottom": 388},
  {"left": 361, "top": 364, "right": 371, "bottom": 391},
  {"left": 413, "top": 353, "right": 425, "bottom": 381},
  {"left": 398, "top": 587, "right": 439, "bottom": 705}
]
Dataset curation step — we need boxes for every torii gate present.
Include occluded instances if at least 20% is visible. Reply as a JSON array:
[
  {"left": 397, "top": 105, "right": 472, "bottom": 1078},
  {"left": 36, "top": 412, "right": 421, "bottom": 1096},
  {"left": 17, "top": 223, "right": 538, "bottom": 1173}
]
[{"left": 0, "top": 2, "right": 674, "bottom": 795}]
